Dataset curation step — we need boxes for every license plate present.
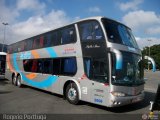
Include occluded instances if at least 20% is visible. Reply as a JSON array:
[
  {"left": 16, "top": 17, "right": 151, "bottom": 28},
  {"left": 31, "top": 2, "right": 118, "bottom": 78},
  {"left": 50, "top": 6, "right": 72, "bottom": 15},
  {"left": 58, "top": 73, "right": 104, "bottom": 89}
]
[{"left": 132, "top": 97, "right": 142, "bottom": 103}]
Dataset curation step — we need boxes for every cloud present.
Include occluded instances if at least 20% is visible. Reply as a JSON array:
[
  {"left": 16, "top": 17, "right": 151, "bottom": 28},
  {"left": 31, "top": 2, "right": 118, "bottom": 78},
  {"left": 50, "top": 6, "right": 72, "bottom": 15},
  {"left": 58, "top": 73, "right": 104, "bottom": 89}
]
[
  {"left": 0, "top": 0, "right": 78, "bottom": 45},
  {"left": 119, "top": 0, "right": 143, "bottom": 11},
  {"left": 9, "top": 10, "right": 71, "bottom": 44},
  {"left": 0, "top": 0, "right": 19, "bottom": 22},
  {"left": 135, "top": 37, "right": 160, "bottom": 49},
  {"left": 146, "top": 27, "right": 160, "bottom": 35},
  {"left": 88, "top": 6, "right": 101, "bottom": 13},
  {"left": 122, "top": 10, "right": 160, "bottom": 37},
  {"left": 17, "top": 0, "right": 45, "bottom": 12},
  {"left": 122, "top": 10, "right": 160, "bottom": 29}
]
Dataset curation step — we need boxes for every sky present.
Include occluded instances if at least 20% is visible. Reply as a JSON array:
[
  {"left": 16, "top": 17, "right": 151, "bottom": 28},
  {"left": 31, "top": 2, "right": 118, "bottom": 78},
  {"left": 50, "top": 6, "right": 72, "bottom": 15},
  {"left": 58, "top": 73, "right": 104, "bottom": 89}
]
[{"left": 0, "top": 0, "right": 160, "bottom": 49}]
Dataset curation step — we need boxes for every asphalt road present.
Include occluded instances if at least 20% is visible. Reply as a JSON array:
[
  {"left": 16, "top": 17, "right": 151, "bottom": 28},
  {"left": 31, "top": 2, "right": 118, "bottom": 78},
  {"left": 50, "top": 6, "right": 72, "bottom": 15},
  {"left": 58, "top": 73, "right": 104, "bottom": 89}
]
[{"left": 0, "top": 71, "right": 159, "bottom": 119}]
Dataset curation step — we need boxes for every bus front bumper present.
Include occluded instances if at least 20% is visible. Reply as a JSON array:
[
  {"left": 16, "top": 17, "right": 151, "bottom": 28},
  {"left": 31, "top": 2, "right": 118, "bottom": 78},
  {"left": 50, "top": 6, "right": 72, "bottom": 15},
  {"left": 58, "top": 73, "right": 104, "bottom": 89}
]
[{"left": 109, "top": 92, "right": 144, "bottom": 107}]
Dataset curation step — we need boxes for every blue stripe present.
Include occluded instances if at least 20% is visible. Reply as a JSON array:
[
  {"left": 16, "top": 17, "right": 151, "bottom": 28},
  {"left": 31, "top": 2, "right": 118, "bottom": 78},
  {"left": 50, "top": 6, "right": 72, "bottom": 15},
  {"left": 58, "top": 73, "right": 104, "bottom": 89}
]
[
  {"left": 116, "top": 58, "right": 122, "bottom": 70},
  {"left": 12, "top": 51, "right": 58, "bottom": 88},
  {"left": 45, "top": 47, "right": 57, "bottom": 58},
  {"left": 13, "top": 53, "right": 20, "bottom": 72},
  {"left": 21, "top": 74, "right": 58, "bottom": 88}
]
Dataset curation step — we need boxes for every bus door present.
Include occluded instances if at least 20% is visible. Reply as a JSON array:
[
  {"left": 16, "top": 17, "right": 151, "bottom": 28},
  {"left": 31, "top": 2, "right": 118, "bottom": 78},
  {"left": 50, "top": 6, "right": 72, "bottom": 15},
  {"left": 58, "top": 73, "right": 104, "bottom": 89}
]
[{"left": 84, "top": 57, "right": 110, "bottom": 105}]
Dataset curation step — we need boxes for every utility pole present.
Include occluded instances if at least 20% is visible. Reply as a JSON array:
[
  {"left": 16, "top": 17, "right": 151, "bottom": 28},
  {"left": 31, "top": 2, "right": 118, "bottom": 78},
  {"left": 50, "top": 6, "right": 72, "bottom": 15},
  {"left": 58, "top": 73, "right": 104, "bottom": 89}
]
[{"left": 2, "top": 22, "right": 9, "bottom": 52}]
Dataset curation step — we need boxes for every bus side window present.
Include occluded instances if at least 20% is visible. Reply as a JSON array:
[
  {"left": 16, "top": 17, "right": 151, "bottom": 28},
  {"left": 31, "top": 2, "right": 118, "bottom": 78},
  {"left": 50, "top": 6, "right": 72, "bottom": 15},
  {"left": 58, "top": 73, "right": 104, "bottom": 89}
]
[
  {"left": 44, "top": 33, "right": 52, "bottom": 47},
  {"left": 43, "top": 59, "right": 53, "bottom": 74},
  {"left": 31, "top": 60, "right": 38, "bottom": 72},
  {"left": 79, "top": 21, "right": 103, "bottom": 41},
  {"left": 33, "top": 37, "right": 40, "bottom": 49},
  {"left": 93, "top": 22, "right": 104, "bottom": 40},
  {"left": 20, "top": 41, "right": 25, "bottom": 52},
  {"left": 61, "top": 25, "right": 76, "bottom": 44},
  {"left": 84, "top": 58, "right": 91, "bottom": 78},
  {"left": 61, "top": 57, "right": 77, "bottom": 75},
  {"left": 39, "top": 36, "right": 44, "bottom": 48},
  {"left": 37, "top": 59, "right": 43, "bottom": 73},
  {"left": 52, "top": 31, "right": 59, "bottom": 46},
  {"left": 79, "top": 22, "right": 93, "bottom": 40},
  {"left": 53, "top": 59, "right": 61, "bottom": 75},
  {"left": 23, "top": 60, "right": 33, "bottom": 72}
]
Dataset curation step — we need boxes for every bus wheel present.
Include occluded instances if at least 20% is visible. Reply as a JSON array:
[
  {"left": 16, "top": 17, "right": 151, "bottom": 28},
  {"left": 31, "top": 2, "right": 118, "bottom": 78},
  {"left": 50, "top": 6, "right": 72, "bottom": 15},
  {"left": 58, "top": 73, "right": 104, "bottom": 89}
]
[
  {"left": 17, "top": 75, "right": 22, "bottom": 87},
  {"left": 66, "top": 83, "right": 79, "bottom": 105},
  {"left": 12, "top": 75, "right": 17, "bottom": 86}
]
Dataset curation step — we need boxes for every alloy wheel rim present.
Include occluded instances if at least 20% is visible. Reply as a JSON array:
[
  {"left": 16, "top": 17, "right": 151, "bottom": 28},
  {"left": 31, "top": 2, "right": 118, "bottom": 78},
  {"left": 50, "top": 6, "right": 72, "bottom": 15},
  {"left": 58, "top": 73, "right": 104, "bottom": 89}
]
[{"left": 68, "top": 88, "right": 77, "bottom": 101}]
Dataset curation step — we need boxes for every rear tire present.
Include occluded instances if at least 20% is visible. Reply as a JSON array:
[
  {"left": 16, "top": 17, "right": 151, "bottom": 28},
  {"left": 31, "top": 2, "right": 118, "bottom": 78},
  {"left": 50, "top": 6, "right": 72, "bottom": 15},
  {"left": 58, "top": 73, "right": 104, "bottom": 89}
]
[
  {"left": 66, "top": 83, "right": 79, "bottom": 105},
  {"left": 17, "top": 75, "right": 22, "bottom": 87},
  {"left": 12, "top": 75, "right": 17, "bottom": 86}
]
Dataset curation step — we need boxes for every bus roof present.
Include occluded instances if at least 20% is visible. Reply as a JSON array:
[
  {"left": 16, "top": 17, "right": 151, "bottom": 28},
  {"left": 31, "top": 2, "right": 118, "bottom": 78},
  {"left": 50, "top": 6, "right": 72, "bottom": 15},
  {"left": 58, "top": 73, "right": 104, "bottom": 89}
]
[{"left": 8, "top": 16, "right": 127, "bottom": 46}]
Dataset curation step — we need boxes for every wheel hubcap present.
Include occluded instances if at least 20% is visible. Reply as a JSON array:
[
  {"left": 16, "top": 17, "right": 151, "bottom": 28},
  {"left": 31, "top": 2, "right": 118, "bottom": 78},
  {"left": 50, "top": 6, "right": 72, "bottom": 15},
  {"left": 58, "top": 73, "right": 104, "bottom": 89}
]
[{"left": 68, "top": 88, "right": 77, "bottom": 101}]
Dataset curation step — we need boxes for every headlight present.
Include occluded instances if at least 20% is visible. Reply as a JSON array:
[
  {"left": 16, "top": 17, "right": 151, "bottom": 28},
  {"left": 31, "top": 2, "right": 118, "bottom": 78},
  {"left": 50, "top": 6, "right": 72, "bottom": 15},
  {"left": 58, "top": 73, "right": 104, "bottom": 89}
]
[{"left": 111, "top": 91, "right": 126, "bottom": 97}]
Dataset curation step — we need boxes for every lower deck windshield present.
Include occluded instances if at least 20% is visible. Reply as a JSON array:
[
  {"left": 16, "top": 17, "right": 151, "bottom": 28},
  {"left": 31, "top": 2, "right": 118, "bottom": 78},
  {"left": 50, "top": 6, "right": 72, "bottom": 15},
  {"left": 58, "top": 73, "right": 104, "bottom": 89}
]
[{"left": 112, "top": 51, "right": 144, "bottom": 86}]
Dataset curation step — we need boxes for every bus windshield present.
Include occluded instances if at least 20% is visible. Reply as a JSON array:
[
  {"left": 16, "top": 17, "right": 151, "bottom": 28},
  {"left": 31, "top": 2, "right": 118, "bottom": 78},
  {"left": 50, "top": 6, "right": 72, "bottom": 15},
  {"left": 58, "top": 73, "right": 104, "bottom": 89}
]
[
  {"left": 0, "top": 55, "right": 6, "bottom": 75},
  {"left": 102, "top": 18, "right": 139, "bottom": 49},
  {"left": 111, "top": 51, "right": 144, "bottom": 86}
]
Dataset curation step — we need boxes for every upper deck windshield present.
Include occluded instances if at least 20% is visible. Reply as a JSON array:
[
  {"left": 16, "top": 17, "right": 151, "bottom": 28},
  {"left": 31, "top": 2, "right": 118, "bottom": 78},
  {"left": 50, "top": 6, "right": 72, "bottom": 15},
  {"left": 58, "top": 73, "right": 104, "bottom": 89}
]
[{"left": 102, "top": 18, "right": 139, "bottom": 49}]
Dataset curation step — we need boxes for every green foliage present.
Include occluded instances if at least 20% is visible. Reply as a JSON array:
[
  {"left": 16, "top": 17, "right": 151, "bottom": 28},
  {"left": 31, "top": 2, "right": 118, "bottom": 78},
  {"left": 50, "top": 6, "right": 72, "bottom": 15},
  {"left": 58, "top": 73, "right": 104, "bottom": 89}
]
[{"left": 142, "top": 44, "right": 160, "bottom": 70}]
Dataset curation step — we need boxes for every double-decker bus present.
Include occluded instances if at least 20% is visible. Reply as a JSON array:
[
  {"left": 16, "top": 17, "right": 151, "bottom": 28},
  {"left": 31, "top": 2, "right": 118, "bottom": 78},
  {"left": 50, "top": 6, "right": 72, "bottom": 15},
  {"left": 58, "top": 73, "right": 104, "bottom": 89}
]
[
  {"left": 5, "top": 16, "right": 147, "bottom": 107},
  {"left": 0, "top": 52, "right": 7, "bottom": 78}
]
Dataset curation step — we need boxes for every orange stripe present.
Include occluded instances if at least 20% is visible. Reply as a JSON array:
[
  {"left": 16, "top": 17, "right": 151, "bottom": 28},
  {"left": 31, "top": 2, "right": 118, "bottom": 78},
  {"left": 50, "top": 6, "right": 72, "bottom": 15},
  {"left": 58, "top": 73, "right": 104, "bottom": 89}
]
[
  {"left": 26, "top": 73, "right": 37, "bottom": 79},
  {"left": 31, "top": 50, "right": 40, "bottom": 58},
  {"left": 6, "top": 54, "right": 14, "bottom": 72}
]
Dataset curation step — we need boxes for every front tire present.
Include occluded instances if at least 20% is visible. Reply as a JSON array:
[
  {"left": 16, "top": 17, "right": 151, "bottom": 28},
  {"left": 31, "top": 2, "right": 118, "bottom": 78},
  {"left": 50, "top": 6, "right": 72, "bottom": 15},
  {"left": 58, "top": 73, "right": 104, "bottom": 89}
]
[{"left": 66, "top": 83, "right": 79, "bottom": 105}]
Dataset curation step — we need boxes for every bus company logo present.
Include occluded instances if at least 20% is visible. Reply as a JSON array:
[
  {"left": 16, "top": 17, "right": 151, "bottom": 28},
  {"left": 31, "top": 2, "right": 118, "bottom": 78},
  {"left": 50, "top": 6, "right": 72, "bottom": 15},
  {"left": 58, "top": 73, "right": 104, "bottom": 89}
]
[
  {"left": 85, "top": 44, "right": 100, "bottom": 49},
  {"left": 63, "top": 48, "right": 76, "bottom": 54},
  {"left": 20, "top": 52, "right": 31, "bottom": 59}
]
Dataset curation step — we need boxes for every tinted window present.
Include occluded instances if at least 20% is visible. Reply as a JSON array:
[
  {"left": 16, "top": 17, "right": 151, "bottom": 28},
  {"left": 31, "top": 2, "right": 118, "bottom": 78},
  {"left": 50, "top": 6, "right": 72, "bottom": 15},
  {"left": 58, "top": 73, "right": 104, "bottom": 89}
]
[
  {"left": 43, "top": 59, "right": 53, "bottom": 74},
  {"left": 53, "top": 59, "right": 61, "bottom": 75},
  {"left": 13, "top": 44, "right": 18, "bottom": 53},
  {"left": 79, "top": 21, "right": 104, "bottom": 41},
  {"left": 60, "top": 26, "right": 76, "bottom": 44},
  {"left": 52, "top": 31, "right": 59, "bottom": 46},
  {"left": 84, "top": 57, "right": 108, "bottom": 83},
  {"left": 20, "top": 41, "right": 25, "bottom": 52},
  {"left": 44, "top": 33, "right": 52, "bottom": 47},
  {"left": 23, "top": 60, "right": 33, "bottom": 72},
  {"left": 39, "top": 36, "right": 44, "bottom": 48},
  {"left": 33, "top": 38, "right": 40, "bottom": 49},
  {"left": 61, "top": 58, "right": 77, "bottom": 75},
  {"left": 23, "top": 57, "right": 77, "bottom": 76}
]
